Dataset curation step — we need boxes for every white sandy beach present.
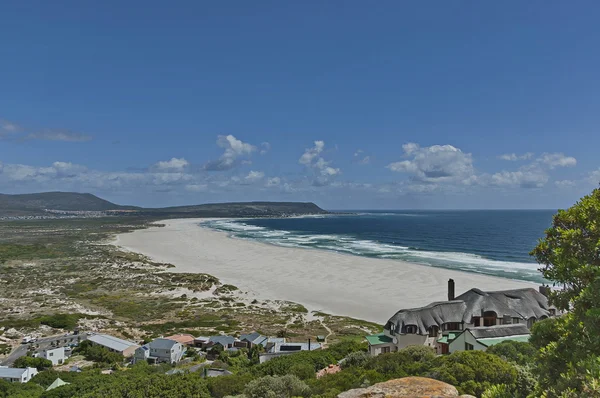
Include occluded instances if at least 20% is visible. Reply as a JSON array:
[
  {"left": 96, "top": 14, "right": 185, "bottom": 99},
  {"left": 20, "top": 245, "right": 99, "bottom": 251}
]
[{"left": 115, "top": 218, "right": 537, "bottom": 324}]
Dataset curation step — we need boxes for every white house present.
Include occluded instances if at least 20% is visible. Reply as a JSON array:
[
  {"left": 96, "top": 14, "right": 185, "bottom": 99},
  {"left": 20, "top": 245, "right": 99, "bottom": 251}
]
[
  {"left": 38, "top": 347, "right": 66, "bottom": 366},
  {"left": 259, "top": 341, "right": 321, "bottom": 363},
  {"left": 134, "top": 338, "right": 186, "bottom": 364},
  {"left": 87, "top": 334, "right": 140, "bottom": 357},
  {"left": 367, "top": 279, "right": 556, "bottom": 355},
  {"left": 0, "top": 367, "right": 38, "bottom": 383}
]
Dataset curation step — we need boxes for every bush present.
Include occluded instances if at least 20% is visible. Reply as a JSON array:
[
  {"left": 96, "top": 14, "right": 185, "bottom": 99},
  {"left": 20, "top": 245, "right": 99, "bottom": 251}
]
[
  {"left": 482, "top": 384, "right": 513, "bottom": 398},
  {"left": 207, "top": 374, "right": 254, "bottom": 398},
  {"left": 486, "top": 340, "right": 536, "bottom": 366},
  {"left": 74, "top": 340, "right": 123, "bottom": 365},
  {"left": 428, "top": 351, "right": 518, "bottom": 396},
  {"left": 341, "top": 351, "right": 370, "bottom": 369},
  {"left": 13, "top": 356, "right": 53, "bottom": 371},
  {"left": 245, "top": 374, "right": 311, "bottom": 398}
]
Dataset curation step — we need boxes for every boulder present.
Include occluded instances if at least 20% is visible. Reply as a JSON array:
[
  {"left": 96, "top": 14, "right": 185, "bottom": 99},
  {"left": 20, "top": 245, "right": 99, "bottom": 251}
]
[{"left": 337, "top": 376, "right": 466, "bottom": 398}]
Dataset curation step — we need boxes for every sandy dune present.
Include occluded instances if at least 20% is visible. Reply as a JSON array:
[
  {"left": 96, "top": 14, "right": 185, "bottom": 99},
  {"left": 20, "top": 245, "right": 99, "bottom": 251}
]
[{"left": 115, "top": 218, "right": 538, "bottom": 324}]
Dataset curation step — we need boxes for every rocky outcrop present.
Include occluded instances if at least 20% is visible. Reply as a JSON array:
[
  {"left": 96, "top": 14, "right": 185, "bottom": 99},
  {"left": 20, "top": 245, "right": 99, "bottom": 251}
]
[{"left": 337, "top": 376, "right": 472, "bottom": 398}]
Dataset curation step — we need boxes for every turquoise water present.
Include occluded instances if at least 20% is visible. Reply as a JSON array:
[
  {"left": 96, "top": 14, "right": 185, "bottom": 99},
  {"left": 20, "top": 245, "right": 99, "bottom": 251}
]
[{"left": 203, "top": 210, "right": 555, "bottom": 283}]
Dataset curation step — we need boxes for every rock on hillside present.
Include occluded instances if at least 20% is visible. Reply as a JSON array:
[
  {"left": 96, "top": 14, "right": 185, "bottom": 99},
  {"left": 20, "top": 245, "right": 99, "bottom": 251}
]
[{"left": 337, "top": 376, "right": 475, "bottom": 398}]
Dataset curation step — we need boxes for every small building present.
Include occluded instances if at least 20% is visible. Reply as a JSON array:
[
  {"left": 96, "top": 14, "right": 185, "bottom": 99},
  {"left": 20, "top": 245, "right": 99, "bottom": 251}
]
[
  {"left": 164, "top": 333, "right": 195, "bottom": 346},
  {"left": 240, "top": 332, "right": 285, "bottom": 351},
  {"left": 193, "top": 336, "right": 210, "bottom": 348},
  {"left": 134, "top": 338, "right": 186, "bottom": 364},
  {"left": 200, "top": 368, "right": 233, "bottom": 378},
  {"left": 259, "top": 341, "right": 321, "bottom": 363},
  {"left": 46, "top": 378, "right": 70, "bottom": 391},
  {"left": 207, "top": 335, "right": 236, "bottom": 349},
  {"left": 39, "top": 347, "right": 66, "bottom": 366},
  {"left": 0, "top": 367, "right": 38, "bottom": 383},
  {"left": 440, "top": 324, "right": 531, "bottom": 354},
  {"left": 87, "top": 334, "right": 140, "bottom": 357}
]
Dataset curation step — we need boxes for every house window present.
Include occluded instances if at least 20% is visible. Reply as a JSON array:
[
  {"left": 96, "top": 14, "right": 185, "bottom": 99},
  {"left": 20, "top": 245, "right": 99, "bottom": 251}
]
[
  {"left": 465, "top": 343, "right": 474, "bottom": 351},
  {"left": 381, "top": 346, "right": 391, "bottom": 354},
  {"left": 428, "top": 326, "right": 439, "bottom": 337},
  {"left": 444, "top": 322, "right": 461, "bottom": 331},
  {"left": 483, "top": 311, "right": 497, "bottom": 327},
  {"left": 513, "top": 318, "right": 520, "bottom": 324},
  {"left": 49, "top": 353, "right": 53, "bottom": 357},
  {"left": 405, "top": 325, "right": 418, "bottom": 334},
  {"left": 527, "top": 317, "right": 536, "bottom": 329}
]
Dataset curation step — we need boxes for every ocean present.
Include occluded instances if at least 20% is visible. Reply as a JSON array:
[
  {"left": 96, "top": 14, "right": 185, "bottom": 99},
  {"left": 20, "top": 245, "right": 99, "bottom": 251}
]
[{"left": 202, "top": 210, "right": 555, "bottom": 283}]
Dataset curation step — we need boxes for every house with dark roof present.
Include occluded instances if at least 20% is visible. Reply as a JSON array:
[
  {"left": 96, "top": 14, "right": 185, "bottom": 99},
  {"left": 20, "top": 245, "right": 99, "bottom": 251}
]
[
  {"left": 367, "top": 279, "right": 556, "bottom": 355},
  {"left": 440, "top": 324, "right": 531, "bottom": 354},
  {"left": 133, "top": 338, "right": 186, "bottom": 364}
]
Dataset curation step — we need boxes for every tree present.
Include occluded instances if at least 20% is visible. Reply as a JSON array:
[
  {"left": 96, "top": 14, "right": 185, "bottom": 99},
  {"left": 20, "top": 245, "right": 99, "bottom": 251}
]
[
  {"left": 530, "top": 188, "right": 600, "bottom": 396},
  {"left": 244, "top": 374, "right": 311, "bottom": 398},
  {"left": 13, "top": 356, "right": 53, "bottom": 371},
  {"left": 485, "top": 341, "right": 536, "bottom": 366}
]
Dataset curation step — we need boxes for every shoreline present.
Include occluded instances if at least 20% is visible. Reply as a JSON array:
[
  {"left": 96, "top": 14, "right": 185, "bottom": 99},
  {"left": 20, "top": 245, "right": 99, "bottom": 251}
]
[{"left": 114, "top": 218, "right": 538, "bottom": 324}]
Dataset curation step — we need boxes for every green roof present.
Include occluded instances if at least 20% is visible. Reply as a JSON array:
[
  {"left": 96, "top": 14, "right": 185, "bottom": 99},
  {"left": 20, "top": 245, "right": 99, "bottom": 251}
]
[
  {"left": 365, "top": 332, "right": 393, "bottom": 345},
  {"left": 477, "top": 334, "right": 531, "bottom": 347},
  {"left": 437, "top": 332, "right": 458, "bottom": 344},
  {"left": 46, "top": 378, "right": 70, "bottom": 391}
]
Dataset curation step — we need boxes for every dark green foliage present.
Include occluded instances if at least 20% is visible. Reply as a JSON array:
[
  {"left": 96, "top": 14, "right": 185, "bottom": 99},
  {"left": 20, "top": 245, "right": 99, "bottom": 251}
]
[
  {"left": 364, "top": 346, "right": 436, "bottom": 378},
  {"left": 486, "top": 341, "right": 536, "bottom": 366},
  {"left": 13, "top": 356, "right": 53, "bottom": 371},
  {"left": 206, "top": 374, "right": 254, "bottom": 398},
  {"left": 254, "top": 350, "right": 336, "bottom": 378},
  {"left": 427, "top": 351, "right": 517, "bottom": 396},
  {"left": 0, "top": 379, "right": 44, "bottom": 398},
  {"left": 245, "top": 374, "right": 311, "bottom": 398},
  {"left": 530, "top": 188, "right": 600, "bottom": 396}
]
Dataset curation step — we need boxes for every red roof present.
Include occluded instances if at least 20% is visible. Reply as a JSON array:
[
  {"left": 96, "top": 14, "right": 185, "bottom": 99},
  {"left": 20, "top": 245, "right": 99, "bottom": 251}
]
[{"left": 164, "top": 334, "right": 195, "bottom": 345}]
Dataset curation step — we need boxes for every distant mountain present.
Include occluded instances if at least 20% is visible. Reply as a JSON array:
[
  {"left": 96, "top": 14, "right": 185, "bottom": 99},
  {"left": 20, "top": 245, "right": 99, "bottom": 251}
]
[
  {"left": 0, "top": 192, "right": 327, "bottom": 218},
  {"left": 0, "top": 192, "right": 139, "bottom": 216}
]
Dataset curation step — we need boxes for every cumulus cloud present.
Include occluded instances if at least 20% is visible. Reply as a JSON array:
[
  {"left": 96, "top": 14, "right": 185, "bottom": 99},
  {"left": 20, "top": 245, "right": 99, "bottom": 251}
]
[
  {"left": 498, "top": 152, "right": 534, "bottom": 161},
  {"left": 266, "top": 177, "right": 281, "bottom": 187},
  {"left": 185, "top": 184, "right": 208, "bottom": 192},
  {"left": 0, "top": 120, "right": 20, "bottom": 136},
  {"left": 204, "top": 135, "right": 256, "bottom": 171},
  {"left": 555, "top": 180, "right": 577, "bottom": 188},
  {"left": 538, "top": 153, "right": 577, "bottom": 169},
  {"left": 299, "top": 140, "right": 325, "bottom": 166},
  {"left": 299, "top": 141, "right": 341, "bottom": 186},
  {"left": 26, "top": 129, "right": 92, "bottom": 142},
  {"left": 244, "top": 170, "right": 265, "bottom": 182},
  {"left": 154, "top": 157, "right": 189, "bottom": 171},
  {"left": 490, "top": 169, "right": 549, "bottom": 189},
  {"left": 387, "top": 143, "right": 474, "bottom": 183}
]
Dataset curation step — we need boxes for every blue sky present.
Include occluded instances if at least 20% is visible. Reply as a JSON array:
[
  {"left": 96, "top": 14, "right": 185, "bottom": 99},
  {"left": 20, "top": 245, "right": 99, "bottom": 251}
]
[{"left": 1, "top": 1, "right": 599, "bottom": 209}]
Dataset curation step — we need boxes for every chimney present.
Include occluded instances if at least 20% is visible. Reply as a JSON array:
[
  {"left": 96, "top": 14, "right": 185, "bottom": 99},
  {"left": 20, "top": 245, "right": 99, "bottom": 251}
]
[
  {"left": 448, "top": 279, "right": 455, "bottom": 301},
  {"left": 308, "top": 338, "right": 311, "bottom": 351},
  {"left": 539, "top": 285, "right": 550, "bottom": 297}
]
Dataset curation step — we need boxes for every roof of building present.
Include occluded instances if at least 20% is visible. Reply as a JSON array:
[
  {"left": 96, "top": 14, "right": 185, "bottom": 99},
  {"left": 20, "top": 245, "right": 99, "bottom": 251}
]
[
  {"left": 194, "top": 336, "right": 210, "bottom": 342},
  {"left": 270, "top": 342, "right": 321, "bottom": 353},
  {"left": 455, "top": 288, "right": 553, "bottom": 321},
  {"left": 202, "top": 368, "right": 233, "bottom": 378},
  {"left": 467, "top": 324, "right": 530, "bottom": 339},
  {"left": 88, "top": 334, "right": 139, "bottom": 352},
  {"left": 436, "top": 332, "right": 459, "bottom": 345},
  {"left": 46, "top": 378, "right": 70, "bottom": 391},
  {"left": 240, "top": 332, "right": 262, "bottom": 343},
  {"left": 387, "top": 301, "right": 467, "bottom": 335},
  {"left": 365, "top": 332, "right": 394, "bottom": 346},
  {"left": 477, "top": 334, "right": 531, "bottom": 346},
  {"left": 164, "top": 334, "right": 195, "bottom": 345},
  {"left": 149, "top": 338, "right": 179, "bottom": 350},
  {"left": 386, "top": 287, "right": 553, "bottom": 335},
  {"left": 209, "top": 335, "right": 236, "bottom": 347},
  {"left": 0, "top": 367, "right": 28, "bottom": 378}
]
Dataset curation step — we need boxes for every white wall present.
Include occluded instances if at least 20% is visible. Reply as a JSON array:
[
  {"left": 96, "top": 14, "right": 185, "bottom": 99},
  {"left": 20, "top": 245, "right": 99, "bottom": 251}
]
[
  {"left": 396, "top": 333, "right": 428, "bottom": 349},
  {"left": 41, "top": 347, "right": 65, "bottom": 366}
]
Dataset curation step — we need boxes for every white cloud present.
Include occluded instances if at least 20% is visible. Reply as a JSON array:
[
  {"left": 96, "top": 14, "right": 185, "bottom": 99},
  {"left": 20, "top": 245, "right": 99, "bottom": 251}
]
[
  {"left": 490, "top": 170, "right": 549, "bottom": 189},
  {"left": 244, "top": 170, "right": 265, "bottom": 182},
  {"left": 353, "top": 149, "right": 370, "bottom": 165},
  {"left": 154, "top": 157, "right": 189, "bottom": 171},
  {"left": 358, "top": 156, "right": 370, "bottom": 165},
  {"left": 555, "top": 180, "right": 576, "bottom": 188},
  {"left": 299, "top": 140, "right": 325, "bottom": 166},
  {"left": 266, "top": 177, "right": 281, "bottom": 187},
  {"left": 204, "top": 135, "right": 256, "bottom": 171},
  {"left": 387, "top": 143, "right": 474, "bottom": 183},
  {"left": 26, "top": 129, "right": 92, "bottom": 142},
  {"left": 1, "top": 120, "right": 19, "bottom": 133},
  {"left": 539, "top": 153, "right": 577, "bottom": 169},
  {"left": 299, "top": 141, "right": 341, "bottom": 185},
  {"left": 587, "top": 169, "right": 600, "bottom": 186},
  {"left": 498, "top": 152, "right": 534, "bottom": 161}
]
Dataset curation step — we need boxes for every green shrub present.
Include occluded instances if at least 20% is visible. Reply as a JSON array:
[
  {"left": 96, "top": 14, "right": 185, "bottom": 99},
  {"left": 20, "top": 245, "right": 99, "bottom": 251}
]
[
  {"left": 245, "top": 374, "right": 311, "bottom": 398},
  {"left": 13, "top": 356, "right": 53, "bottom": 371}
]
